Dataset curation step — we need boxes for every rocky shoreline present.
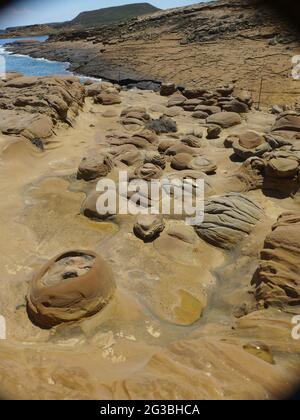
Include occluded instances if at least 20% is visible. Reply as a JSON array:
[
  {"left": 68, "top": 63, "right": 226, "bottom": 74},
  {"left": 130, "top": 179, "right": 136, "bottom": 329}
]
[{"left": 5, "top": 0, "right": 300, "bottom": 104}]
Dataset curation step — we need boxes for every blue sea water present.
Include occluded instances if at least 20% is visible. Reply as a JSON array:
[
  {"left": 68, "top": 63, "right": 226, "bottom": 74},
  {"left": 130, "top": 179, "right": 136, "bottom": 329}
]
[
  {"left": 0, "top": 36, "right": 99, "bottom": 81},
  {"left": 0, "top": 36, "right": 74, "bottom": 77}
]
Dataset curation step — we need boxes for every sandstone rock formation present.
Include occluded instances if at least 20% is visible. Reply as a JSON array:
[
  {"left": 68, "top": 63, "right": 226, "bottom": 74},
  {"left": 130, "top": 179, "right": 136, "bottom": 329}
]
[
  {"left": 254, "top": 212, "right": 300, "bottom": 309},
  {"left": 134, "top": 215, "right": 165, "bottom": 242},
  {"left": 77, "top": 152, "right": 113, "bottom": 181},
  {"left": 230, "top": 131, "right": 270, "bottom": 160},
  {"left": 207, "top": 112, "right": 242, "bottom": 128},
  {"left": 196, "top": 193, "right": 263, "bottom": 249},
  {"left": 0, "top": 75, "right": 85, "bottom": 141},
  {"left": 27, "top": 251, "right": 116, "bottom": 328}
]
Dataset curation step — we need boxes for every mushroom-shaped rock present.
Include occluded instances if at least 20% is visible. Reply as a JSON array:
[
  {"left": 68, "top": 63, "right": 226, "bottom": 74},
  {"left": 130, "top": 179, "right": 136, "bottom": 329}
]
[
  {"left": 27, "top": 251, "right": 116, "bottom": 328},
  {"left": 195, "top": 193, "right": 263, "bottom": 249},
  {"left": 254, "top": 212, "right": 300, "bottom": 308},
  {"left": 134, "top": 215, "right": 165, "bottom": 242},
  {"left": 265, "top": 152, "right": 299, "bottom": 179},
  {"left": 77, "top": 152, "right": 113, "bottom": 181},
  {"left": 231, "top": 131, "right": 270, "bottom": 160},
  {"left": 207, "top": 112, "right": 242, "bottom": 128}
]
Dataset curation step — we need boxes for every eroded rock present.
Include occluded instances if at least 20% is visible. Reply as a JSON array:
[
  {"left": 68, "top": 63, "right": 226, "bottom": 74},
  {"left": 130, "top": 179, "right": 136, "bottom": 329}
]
[
  {"left": 134, "top": 215, "right": 165, "bottom": 241},
  {"left": 254, "top": 212, "right": 300, "bottom": 308},
  {"left": 195, "top": 193, "right": 263, "bottom": 249},
  {"left": 27, "top": 251, "right": 116, "bottom": 328},
  {"left": 77, "top": 152, "right": 113, "bottom": 181}
]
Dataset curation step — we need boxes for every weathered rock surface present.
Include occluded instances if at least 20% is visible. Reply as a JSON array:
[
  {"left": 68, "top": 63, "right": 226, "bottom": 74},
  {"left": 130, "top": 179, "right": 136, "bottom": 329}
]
[
  {"left": 27, "top": 251, "right": 116, "bottom": 328},
  {"left": 134, "top": 215, "right": 165, "bottom": 242},
  {"left": 77, "top": 152, "right": 113, "bottom": 181},
  {"left": 207, "top": 112, "right": 242, "bottom": 128},
  {"left": 196, "top": 193, "right": 263, "bottom": 249},
  {"left": 254, "top": 212, "right": 300, "bottom": 309},
  {"left": 231, "top": 131, "right": 270, "bottom": 160},
  {"left": 0, "top": 75, "right": 85, "bottom": 140}
]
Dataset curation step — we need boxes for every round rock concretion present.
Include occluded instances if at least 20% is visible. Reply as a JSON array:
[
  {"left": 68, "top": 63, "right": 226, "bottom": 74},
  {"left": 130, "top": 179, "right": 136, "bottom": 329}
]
[{"left": 27, "top": 250, "right": 116, "bottom": 328}]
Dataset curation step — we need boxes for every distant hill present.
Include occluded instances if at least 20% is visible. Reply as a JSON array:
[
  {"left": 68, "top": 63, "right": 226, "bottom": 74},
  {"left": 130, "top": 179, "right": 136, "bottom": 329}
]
[
  {"left": 0, "top": 3, "right": 160, "bottom": 37},
  {"left": 71, "top": 3, "right": 160, "bottom": 27}
]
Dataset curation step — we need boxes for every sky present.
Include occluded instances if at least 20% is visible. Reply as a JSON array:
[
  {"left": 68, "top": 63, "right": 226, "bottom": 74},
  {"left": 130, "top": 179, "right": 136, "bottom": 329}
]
[{"left": 0, "top": 0, "right": 207, "bottom": 29}]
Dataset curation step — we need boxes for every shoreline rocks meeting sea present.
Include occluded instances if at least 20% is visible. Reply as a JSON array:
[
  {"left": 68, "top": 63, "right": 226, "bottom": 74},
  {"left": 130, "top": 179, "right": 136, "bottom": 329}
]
[{"left": 0, "top": 0, "right": 299, "bottom": 401}]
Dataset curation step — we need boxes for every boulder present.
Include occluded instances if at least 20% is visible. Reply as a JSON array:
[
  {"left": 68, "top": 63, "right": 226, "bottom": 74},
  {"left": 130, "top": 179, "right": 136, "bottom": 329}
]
[
  {"left": 160, "top": 83, "right": 177, "bottom": 97},
  {"left": 165, "top": 143, "right": 197, "bottom": 156},
  {"left": 265, "top": 152, "right": 299, "bottom": 179},
  {"left": 272, "top": 114, "right": 300, "bottom": 132},
  {"left": 222, "top": 99, "right": 249, "bottom": 113},
  {"left": 231, "top": 131, "right": 270, "bottom": 160},
  {"left": 181, "top": 134, "right": 202, "bottom": 148},
  {"left": 207, "top": 125, "right": 222, "bottom": 139},
  {"left": 182, "top": 99, "right": 203, "bottom": 112},
  {"left": 192, "top": 111, "right": 209, "bottom": 120},
  {"left": 134, "top": 215, "right": 165, "bottom": 242},
  {"left": 27, "top": 250, "right": 116, "bottom": 328},
  {"left": 195, "top": 193, "right": 263, "bottom": 249},
  {"left": 164, "top": 107, "right": 181, "bottom": 117},
  {"left": 216, "top": 84, "right": 234, "bottom": 97},
  {"left": 94, "top": 91, "right": 121, "bottom": 105},
  {"left": 206, "top": 112, "right": 242, "bottom": 128},
  {"left": 77, "top": 152, "right": 113, "bottom": 181}
]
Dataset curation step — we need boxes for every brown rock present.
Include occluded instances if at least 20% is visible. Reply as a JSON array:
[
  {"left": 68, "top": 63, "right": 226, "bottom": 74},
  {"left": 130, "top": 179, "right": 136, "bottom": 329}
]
[
  {"left": 134, "top": 215, "right": 165, "bottom": 242},
  {"left": 254, "top": 212, "right": 300, "bottom": 308},
  {"left": 94, "top": 91, "right": 121, "bottom": 105},
  {"left": 77, "top": 152, "right": 113, "bottom": 181},
  {"left": 160, "top": 83, "right": 177, "bottom": 97},
  {"left": 27, "top": 250, "right": 116, "bottom": 328},
  {"left": 207, "top": 112, "right": 242, "bottom": 128}
]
